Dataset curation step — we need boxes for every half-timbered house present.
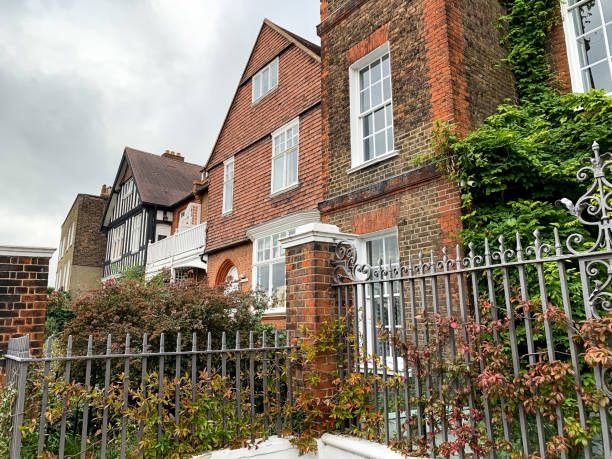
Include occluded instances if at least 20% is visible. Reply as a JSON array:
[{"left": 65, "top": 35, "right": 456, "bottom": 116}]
[{"left": 101, "top": 148, "right": 202, "bottom": 280}]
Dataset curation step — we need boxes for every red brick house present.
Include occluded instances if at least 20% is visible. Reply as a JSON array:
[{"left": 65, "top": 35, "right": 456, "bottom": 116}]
[
  {"left": 202, "top": 19, "right": 324, "bottom": 327},
  {"left": 279, "top": 0, "right": 612, "bottom": 351},
  {"left": 311, "top": 0, "right": 610, "bottom": 269},
  {"left": 312, "top": 0, "right": 515, "bottom": 285}
]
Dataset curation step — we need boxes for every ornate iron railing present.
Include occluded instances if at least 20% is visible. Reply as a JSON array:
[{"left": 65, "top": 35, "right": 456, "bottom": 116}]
[{"left": 331, "top": 142, "right": 612, "bottom": 457}]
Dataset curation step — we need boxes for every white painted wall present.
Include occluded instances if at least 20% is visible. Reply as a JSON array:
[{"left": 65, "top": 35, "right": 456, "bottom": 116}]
[{"left": 192, "top": 434, "right": 409, "bottom": 459}]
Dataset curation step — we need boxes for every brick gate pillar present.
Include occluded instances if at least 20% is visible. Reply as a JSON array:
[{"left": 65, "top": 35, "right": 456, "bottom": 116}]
[
  {"left": 0, "top": 246, "right": 56, "bottom": 358},
  {"left": 282, "top": 223, "right": 356, "bottom": 399}
]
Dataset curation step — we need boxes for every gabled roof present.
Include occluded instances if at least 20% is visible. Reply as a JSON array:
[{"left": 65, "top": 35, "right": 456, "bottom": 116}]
[
  {"left": 204, "top": 19, "right": 321, "bottom": 170},
  {"left": 124, "top": 147, "right": 201, "bottom": 207},
  {"left": 102, "top": 147, "right": 202, "bottom": 228}
]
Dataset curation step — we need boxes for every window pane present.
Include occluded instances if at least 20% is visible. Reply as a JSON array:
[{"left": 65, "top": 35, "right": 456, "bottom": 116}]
[
  {"left": 262, "top": 68, "right": 270, "bottom": 93},
  {"left": 272, "top": 262, "right": 285, "bottom": 290},
  {"left": 573, "top": 1, "right": 601, "bottom": 36},
  {"left": 224, "top": 182, "right": 233, "bottom": 211},
  {"left": 272, "top": 156, "right": 284, "bottom": 191},
  {"left": 287, "top": 149, "right": 298, "bottom": 185},
  {"left": 253, "top": 75, "right": 261, "bottom": 100},
  {"left": 383, "top": 77, "right": 391, "bottom": 101},
  {"left": 363, "top": 113, "right": 373, "bottom": 137},
  {"left": 359, "top": 67, "right": 370, "bottom": 89},
  {"left": 363, "top": 137, "right": 373, "bottom": 161},
  {"left": 382, "top": 54, "right": 390, "bottom": 77},
  {"left": 578, "top": 29, "right": 607, "bottom": 67},
  {"left": 603, "top": 0, "right": 612, "bottom": 22},
  {"left": 375, "top": 131, "right": 386, "bottom": 156},
  {"left": 367, "top": 239, "right": 383, "bottom": 265},
  {"left": 264, "top": 237, "right": 271, "bottom": 260},
  {"left": 582, "top": 60, "right": 612, "bottom": 92},
  {"left": 257, "top": 265, "right": 270, "bottom": 291},
  {"left": 360, "top": 88, "right": 370, "bottom": 112},
  {"left": 272, "top": 234, "right": 279, "bottom": 258},
  {"left": 270, "top": 60, "right": 278, "bottom": 88},
  {"left": 374, "top": 107, "right": 385, "bottom": 131},
  {"left": 371, "top": 59, "right": 382, "bottom": 82},
  {"left": 371, "top": 81, "right": 382, "bottom": 107},
  {"left": 384, "top": 235, "right": 399, "bottom": 264}
]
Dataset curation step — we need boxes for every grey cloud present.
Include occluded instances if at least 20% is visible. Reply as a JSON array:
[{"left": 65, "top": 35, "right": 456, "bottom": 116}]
[{"left": 0, "top": 0, "right": 320, "bottom": 283}]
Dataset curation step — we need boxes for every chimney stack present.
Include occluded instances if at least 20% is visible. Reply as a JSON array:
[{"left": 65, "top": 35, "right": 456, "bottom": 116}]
[
  {"left": 162, "top": 149, "right": 185, "bottom": 162},
  {"left": 100, "top": 184, "right": 111, "bottom": 197}
]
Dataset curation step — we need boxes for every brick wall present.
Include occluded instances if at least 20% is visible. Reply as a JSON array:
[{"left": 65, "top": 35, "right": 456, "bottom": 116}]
[
  {"left": 205, "top": 22, "right": 323, "bottom": 258},
  {"left": 545, "top": 9, "right": 573, "bottom": 93},
  {"left": 73, "top": 195, "right": 107, "bottom": 268},
  {"left": 0, "top": 248, "right": 54, "bottom": 357},
  {"left": 459, "top": 0, "right": 516, "bottom": 126},
  {"left": 207, "top": 107, "right": 324, "bottom": 252},
  {"left": 207, "top": 28, "right": 321, "bottom": 171},
  {"left": 206, "top": 243, "right": 252, "bottom": 288},
  {"left": 285, "top": 239, "right": 338, "bottom": 398}
]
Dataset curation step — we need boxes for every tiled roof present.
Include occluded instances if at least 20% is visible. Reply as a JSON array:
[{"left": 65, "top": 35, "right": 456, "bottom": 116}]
[{"left": 124, "top": 147, "right": 201, "bottom": 207}]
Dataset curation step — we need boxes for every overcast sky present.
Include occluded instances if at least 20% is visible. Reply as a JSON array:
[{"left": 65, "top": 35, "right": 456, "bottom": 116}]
[{"left": 0, "top": 0, "right": 320, "bottom": 285}]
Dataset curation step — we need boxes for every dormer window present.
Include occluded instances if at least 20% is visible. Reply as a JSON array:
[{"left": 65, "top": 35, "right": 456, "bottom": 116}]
[{"left": 252, "top": 58, "right": 278, "bottom": 103}]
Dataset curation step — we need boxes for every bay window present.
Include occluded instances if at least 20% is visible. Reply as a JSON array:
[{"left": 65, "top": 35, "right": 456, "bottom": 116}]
[{"left": 253, "top": 229, "right": 295, "bottom": 310}]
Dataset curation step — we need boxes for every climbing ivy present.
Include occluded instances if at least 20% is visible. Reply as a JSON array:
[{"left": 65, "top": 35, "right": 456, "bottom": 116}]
[
  {"left": 498, "top": 0, "right": 559, "bottom": 99},
  {"left": 434, "top": 0, "right": 612, "bottom": 251}
]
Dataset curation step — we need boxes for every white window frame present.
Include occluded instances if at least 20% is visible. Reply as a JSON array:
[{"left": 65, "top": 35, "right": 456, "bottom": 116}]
[
  {"left": 561, "top": 0, "right": 612, "bottom": 95},
  {"left": 64, "top": 261, "right": 71, "bottom": 291},
  {"left": 271, "top": 117, "right": 299, "bottom": 194},
  {"left": 355, "top": 227, "right": 403, "bottom": 371},
  {"left": 348, "top": 42, "right": 396, "bottom": 172},
  {"left": 252, "top": 228, "right": 296, "bottom": 313},
  {"left": 131, "top": 213, "right": 142, "bottom": 253},
  {"left": 111, "top": 224, "right": 125, "bottom": 261},
  {"left": 222, "top": 157, "right": 234, "bottom": 215},
  {"left": 252, "top": 57, "right": 279, "bottom": 103},
  {"left": 178, "top": 203, "right": 201, "bottom": 232}
]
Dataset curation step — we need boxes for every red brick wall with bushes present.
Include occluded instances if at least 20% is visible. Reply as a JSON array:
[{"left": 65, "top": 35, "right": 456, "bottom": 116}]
[{"left": 0, "top": 255, "right": 51, "bottom": 356}]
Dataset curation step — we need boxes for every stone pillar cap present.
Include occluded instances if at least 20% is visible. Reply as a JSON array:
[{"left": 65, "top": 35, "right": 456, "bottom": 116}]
[
  {"left": 280, "top": 222, "right": 357, "bottom": 249},
  {"left": 0, "top": 246, "right": 56, "bottom": 258}
]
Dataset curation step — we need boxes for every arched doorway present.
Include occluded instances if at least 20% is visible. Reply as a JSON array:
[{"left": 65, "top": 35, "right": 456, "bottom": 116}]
[{"left": 215, "top": 259, "right": 239, "bottom": 289}]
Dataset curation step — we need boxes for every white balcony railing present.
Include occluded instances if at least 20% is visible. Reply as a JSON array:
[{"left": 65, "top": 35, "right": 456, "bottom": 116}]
[{"left": 147, "top": 222, "right": 206, "bottom": 265}]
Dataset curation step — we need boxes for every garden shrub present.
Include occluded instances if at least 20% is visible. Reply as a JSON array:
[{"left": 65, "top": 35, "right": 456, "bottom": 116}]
[{"left": 64, "top": 278, "right": 272, "bottom": 355}]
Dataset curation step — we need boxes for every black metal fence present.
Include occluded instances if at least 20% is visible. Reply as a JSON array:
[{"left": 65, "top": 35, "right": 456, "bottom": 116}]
[
  {"left": 331, "top": 142, "right": 612, "bottom": 458},
  {"left": 5, "top": 330, "right": 296, "bottom": 458}
]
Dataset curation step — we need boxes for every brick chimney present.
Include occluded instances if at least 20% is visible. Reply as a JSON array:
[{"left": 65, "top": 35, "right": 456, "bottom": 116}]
[
  {"left": 162, "top": 149, "right": 185, "bottom": 162},
  {"left": 100, "top": 184, "right": 111, "bottom": 197}
]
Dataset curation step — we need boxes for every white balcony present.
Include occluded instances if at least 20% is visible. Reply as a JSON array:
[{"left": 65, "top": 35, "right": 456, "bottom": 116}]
[{"left": 145, "top": 222, "right": 207, "bottom": 278}]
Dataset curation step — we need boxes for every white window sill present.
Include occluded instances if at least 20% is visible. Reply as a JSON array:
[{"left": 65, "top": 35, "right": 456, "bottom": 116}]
[
  {"left": 263, "top": 308, "right": 286, "bottom": 317},
  {"left": 347, "top": 150, "right": 398, "bottom": 174},
  {"left": 270, "top": 182, "right": 299, "bottom": 197},
  {"left": 221, "top": 210, "right": 233, "bottom": 217}
]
